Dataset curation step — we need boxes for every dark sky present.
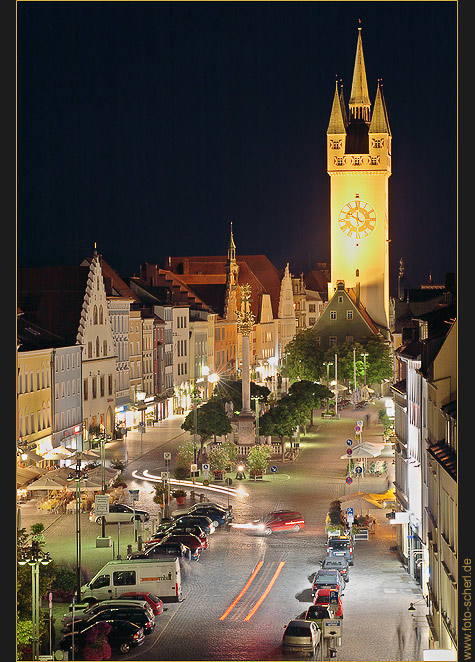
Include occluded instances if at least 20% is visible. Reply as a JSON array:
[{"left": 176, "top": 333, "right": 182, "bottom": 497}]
[{"left": 17, "top": 1, "right": 457, "bottom": 295}]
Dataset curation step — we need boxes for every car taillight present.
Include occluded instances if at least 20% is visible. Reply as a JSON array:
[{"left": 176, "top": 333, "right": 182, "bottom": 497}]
[{"left": 134, "top": 628, "right": 144, "bottom": 640}]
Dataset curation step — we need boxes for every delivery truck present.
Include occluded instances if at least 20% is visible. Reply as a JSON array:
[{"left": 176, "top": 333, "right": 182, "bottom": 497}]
[{"left": 81, "top": 558, "right": 182, "bottom": 603}]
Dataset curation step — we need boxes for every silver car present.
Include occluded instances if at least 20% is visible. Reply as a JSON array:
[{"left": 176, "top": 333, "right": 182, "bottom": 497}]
[{"left": 282, "top": 619, "right": 321, "bottom": 655}]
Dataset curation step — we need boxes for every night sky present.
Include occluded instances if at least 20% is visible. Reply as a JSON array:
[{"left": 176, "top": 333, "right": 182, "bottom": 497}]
[{"left": 17, "top": 1, "right": 457, "bottom": 296}]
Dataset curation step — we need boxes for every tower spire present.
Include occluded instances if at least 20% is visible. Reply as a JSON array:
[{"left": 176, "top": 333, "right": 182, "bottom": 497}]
[
  {"left": 349, "top": 21, "right": 371, "bottom": 123},
  {"left": 327, "top": 76, "right": 347, "bottom": 134}
]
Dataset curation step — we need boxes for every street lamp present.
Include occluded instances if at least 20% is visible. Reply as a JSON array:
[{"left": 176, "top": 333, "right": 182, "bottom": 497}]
[
  {"left": 251, "top": 395, "right": 262, "bottom": 445},
  {"left": 18, "top": 540, "right": 52, "bottom": 660},
  {"left": 323, "top": 361, "right": 333, "bottom": 414},
  {"left": 68, "top": 453, "right": 88, "bottom": 603},
  {"left": 361, "top": 352, "right": 369, "bottom": 385},
  {"left": 190, "top": 387, "right": 201, "bottom": 483}
]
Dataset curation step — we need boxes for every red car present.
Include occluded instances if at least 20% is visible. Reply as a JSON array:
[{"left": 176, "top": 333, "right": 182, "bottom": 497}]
[
  {"left": 250, "top": 510, "right": 305, "bottom": 535},
  {"left": 313, "top": 588, "right": 343, "bottom": 618},
  {"left": 161, "top": 533, "right": 203, "bottom": 560},
  {"left": 118, "top": 592, "right": 163, "bottom": 615}
]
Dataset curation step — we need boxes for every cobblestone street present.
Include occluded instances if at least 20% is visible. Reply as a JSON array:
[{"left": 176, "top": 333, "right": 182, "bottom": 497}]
[{"left": 19, "top": 404, "right": 429, "bottom": 660}]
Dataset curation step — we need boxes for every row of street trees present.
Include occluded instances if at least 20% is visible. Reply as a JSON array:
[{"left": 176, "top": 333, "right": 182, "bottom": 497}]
[{"left": 281, "top": 331, "right": 393, "bottom": 386}]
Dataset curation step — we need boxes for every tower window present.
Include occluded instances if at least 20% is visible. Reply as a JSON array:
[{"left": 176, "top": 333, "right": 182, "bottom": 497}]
[
  {"left": 354, "top": 156, "right": 361, "bottom": 166},
  {"left": 371, "top": 156, "right": 380, "bottom": 165},
  {"left": 330, "top": 140, "right": 342, "bottom": 150},
  {"left": 372, "top": 138, "right": 384, "bottom": 148},
  {"left": 335, "top": 157, "right": 343, "bottom": 166}
]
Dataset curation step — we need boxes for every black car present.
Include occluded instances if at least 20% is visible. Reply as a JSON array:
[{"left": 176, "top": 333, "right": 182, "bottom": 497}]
[
  {"left": 311, "top": 570, "right": 345, "bottom": 598},
  {"left": 60, "top": 619, "right": 145, "bottom": 655},
  {"left": 186, "top": 504, "right": 233, "bottom": 527},
  {"left": 320, "top": 555, "right": 350, "bottom": 582},
  {"left": 63, "top": 605, "right": 154, "bottom": 635},
  {"left": 326, "top": 536, "right": 354, "bottom": 565},
  {"left": 172, "top": 514, "right": 215, "bottom": 534},
  {"left": 129, "top": 540, "right": 191, "bottom": 562}
]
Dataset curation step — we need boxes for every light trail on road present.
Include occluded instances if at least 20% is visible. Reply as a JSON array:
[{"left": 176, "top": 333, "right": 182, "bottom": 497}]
[
  {"left": 243, "top": 561, "right": 285, "bottom": 621},
  {"left": 219, "top": 560, "right": 264, "bottom": 621},
  {"left": 132, "top": 469, "right": 250, "bottom": 497}
]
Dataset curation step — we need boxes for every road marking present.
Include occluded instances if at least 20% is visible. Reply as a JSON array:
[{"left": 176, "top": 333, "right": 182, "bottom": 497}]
[
  {"left": 243, "top": 561, "right": 285, "bottom": 621},
  {"left": 219, "top": 561, "right": 264, "bottom": 620}
]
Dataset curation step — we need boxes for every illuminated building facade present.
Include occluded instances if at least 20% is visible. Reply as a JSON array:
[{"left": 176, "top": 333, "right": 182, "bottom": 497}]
[{"left": 327, "top": 26, "right": 391, "bottom": 335}]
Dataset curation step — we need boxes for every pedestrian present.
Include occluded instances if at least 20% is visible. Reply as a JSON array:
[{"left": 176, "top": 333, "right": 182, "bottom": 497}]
[{"left": 366, "top": 413, "right": 370, "bottom": 427}]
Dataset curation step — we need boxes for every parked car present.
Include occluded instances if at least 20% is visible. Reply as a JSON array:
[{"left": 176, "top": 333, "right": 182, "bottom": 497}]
[
  {"left": 282, "top": 619, "right": 321, "bottom": 655},
  {"left": 160, "top": 533, "right": 203, "bottom": 560},
  {"left": 129, "top": 540, "right": 191, "bottom": 563},
  {"left": 185, "top": 503, "right": 233, "bottom": 527},
  {"left": 172, "top": 513, "right": 215, "bottom": 535},
  {"left": 118, "top": 592, "right": 163, "bottom": 615},
  {"left": 61, "top": 599, "right": 154, "bottom": 628},
  {"left": 63, "top": 605, "right": 155, "bottom": 635},
  {"left": 198, "top": 501, "right": 233, "bottom": 515},
  {"left": 303, "top": 604, "right": 332, "bottom": 627},
  {"left": 145, "top": 522, "right": 209, "bottom": 550},
  {"left": 89, "top": 503, "right": 150, "bottom": 525},
  {"left": 312, "top": 569, "right": 344, "bottom": 597},
  {"left": 248, "top": 510, "right": 305, "bottom": 535},
  {"left": 313, "top": 589, "right": 344, "bottom": 618},
  {"left": 60, "top": 619, "right": 145, "bottom": 655},
  {"left": 320, "top": 556, "right": 350, "bottom": 582},
  {"left": 326, "top": 535, "right": 354, "bottom": 565}
]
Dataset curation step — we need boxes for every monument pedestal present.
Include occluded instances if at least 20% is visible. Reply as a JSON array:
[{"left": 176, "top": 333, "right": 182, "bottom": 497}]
[{"left": 237, "top": 411, "right": 255, "bottom": 445}]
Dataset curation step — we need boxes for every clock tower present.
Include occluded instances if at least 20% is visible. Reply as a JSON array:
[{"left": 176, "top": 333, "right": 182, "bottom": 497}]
[{"left": 327, "top": 26, "right": 391, "bottom": 333}]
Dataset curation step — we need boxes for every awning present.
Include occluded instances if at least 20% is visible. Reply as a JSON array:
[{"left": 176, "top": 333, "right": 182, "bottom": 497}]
[
  {"left": 20, "top": 449, "right": 44, "bottom": 464},
  {"left": 16, "top": 466, "right": 48, "bottom": 487}
]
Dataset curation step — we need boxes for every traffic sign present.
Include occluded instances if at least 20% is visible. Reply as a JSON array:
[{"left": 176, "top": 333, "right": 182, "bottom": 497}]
[
  {"left": 329, "top": 590, "right": 339, "bottom": 606},
  {"left": 354, "top": 425, "right": 361, "bottom": 433},
  {"left": 129, "top": 489, "right": 139, "bottom": 501},
  {"left": 355, "top": 466, "right": 363, "bottom": 475},
  {"left": 346, "top": 476, "right": 353, "bottom": 484},
  {"left": 357, "top": 420, "right": 364, "bottom": 427},
  {"left": 191, "top": 463, "right": 198, "bottom": 472},
  {"left": 346, "top": 448, "right": 353, "bottom": 456},
  {"left": 346, "top": 507, "right": 354, "bottom": 524},
  {"left": 346, "top": 438, "right": 353, "bottom": 446},
  {"left": 164, "top": 452, "right": 171, "bottom": 461},
  {"left": 94, "top": 494, "right": 110, "bottom": 516},
  {"left": 202, "top": 463, "right": 210, "bottom": 471},
  {"left": 161, "top": 471, "right": 169, "bottom": 480},
  {"left": 224, "top": 477, "right": 233, "bottom": 486},
  {"left": 270, "top": 466, "right": 277, "bottom": 473}
]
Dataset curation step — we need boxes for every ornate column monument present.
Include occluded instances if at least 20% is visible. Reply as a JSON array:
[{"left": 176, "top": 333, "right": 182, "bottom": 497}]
[{"left": 235, "top": 284, "right": 256, "bottom": 445}]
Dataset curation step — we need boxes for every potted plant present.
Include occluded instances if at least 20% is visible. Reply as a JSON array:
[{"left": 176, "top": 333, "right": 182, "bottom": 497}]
[
  {"left": 172, "top": 489, "right": 187, "bottom": 505},
  {"left": 246, "top": 445, "right": 272, "bottom": 480},
  {"left": 207, "top": 445, "right": 229, "bottom": 481}
]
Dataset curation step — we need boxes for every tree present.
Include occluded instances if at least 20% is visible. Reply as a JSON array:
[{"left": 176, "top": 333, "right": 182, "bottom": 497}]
[
  {"left": 181, "top": 399, "right": 232, "bottom": 460},
  {"left": 287, "top": 380, "right": 333, "bottom": 425},
  {"left": 207, "top": 445, "right": 229, "bottom": 474},
  {"left": 246, "top": 445, "right": 272, "bottom": 476},
  {"left": 259, "top": 400, "right": 297, "bottom": 446},
  {"left": 281, "top": 328, "right": 326, "bottom": 382},
  {"left": 213, "top": 379, "right": 270, "bottom": 413}
]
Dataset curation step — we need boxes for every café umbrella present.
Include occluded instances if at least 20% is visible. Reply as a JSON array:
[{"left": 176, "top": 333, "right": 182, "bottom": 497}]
[{"left": 26, "top": 473, "right": 70, "bottom": 491}]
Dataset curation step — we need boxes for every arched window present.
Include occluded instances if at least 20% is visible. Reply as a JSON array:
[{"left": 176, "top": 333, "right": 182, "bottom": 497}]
[
  {"left": 103, "top": 341, "right": 107, "bottom": 356},
  {"left": 93, "top": 306, "right": 98, "bottom": 325},
  {"left": 99, "top": 306, "right": 104, "bottom": 325},
  {"left": 96, "top": 337, "right": 100, "bottom": 357}
]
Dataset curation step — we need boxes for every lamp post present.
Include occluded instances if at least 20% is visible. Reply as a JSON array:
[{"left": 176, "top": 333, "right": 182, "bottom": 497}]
[
  {"left": 361, "top": 352, "right": 369, "bottom": 385},
  {"left": 190, "top": 387, "right": 201, "bottom": 483},
  {"left": 68, "top": 453, "right": 88, "bottom": 603},
  {"left": 323, "top": 360, "right": 333, "bottom": 413},
  {"left": 18, "top": 540, "right": 52, "bottom": 660},
  {"left": 251, "top": 395, "right": 262, "bottom": 445}
]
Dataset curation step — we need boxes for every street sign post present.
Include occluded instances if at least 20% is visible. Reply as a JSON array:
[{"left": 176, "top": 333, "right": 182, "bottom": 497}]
[
  {"left": 202, "top": 463, "right": 210, "bottom": 480},
  {"left": 346, "top": 507, "right": 354, "bottom": 525}
]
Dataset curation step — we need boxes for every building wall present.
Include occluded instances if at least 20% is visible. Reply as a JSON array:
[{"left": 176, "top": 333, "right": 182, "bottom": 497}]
[
  {"left": 17, "top": 348, "right": 53, "bottom": 458},
  {"left": 52, "top": 346, "right": 83, "bottom": 451}
]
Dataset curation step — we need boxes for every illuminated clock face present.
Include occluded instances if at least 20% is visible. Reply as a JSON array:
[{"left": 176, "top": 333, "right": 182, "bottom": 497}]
[{"left": 338, "top": 200, "right": 376, "bottom": 239}]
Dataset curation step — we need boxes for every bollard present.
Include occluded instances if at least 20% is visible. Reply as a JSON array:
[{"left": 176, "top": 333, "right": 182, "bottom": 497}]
[{"left": 126, "top": 544, "right": 132, "bottom": 557}]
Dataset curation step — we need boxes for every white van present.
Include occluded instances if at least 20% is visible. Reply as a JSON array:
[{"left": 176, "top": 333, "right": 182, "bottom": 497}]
[{"left": 81, "top": 558, "right": 182, "bottom": 603}]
